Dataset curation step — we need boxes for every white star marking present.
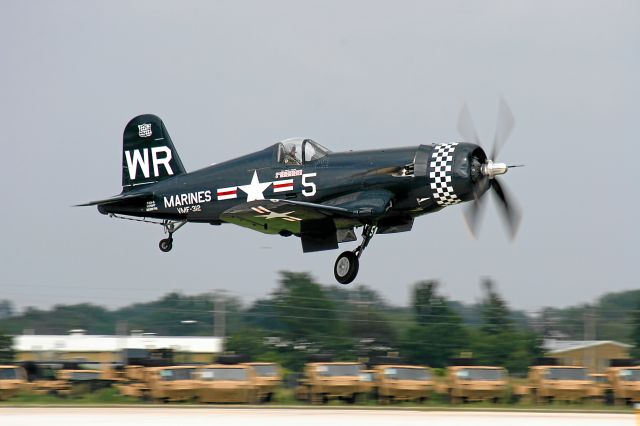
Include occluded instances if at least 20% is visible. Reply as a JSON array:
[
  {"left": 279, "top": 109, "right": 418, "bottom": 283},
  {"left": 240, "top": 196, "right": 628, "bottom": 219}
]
[
  {"left": 262, "top": 211, "right": 298, "bottom": 220},
  {"left": 239, "top": 171, "right": 272, "bottom": 202}
]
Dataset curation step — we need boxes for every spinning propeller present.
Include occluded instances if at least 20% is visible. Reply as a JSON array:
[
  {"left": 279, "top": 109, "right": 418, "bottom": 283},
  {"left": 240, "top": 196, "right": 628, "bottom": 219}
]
[{"left": 457, "top": 98, "right": 522, "bottom": 239}]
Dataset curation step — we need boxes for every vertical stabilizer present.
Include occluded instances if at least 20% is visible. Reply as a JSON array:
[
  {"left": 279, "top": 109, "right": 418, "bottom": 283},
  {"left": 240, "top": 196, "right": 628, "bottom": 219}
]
[{"left": 121, "top": 114, "right": 186, "bottom": 191}]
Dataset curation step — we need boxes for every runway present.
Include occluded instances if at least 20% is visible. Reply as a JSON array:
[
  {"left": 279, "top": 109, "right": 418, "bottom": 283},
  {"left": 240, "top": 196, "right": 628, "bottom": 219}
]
[{"left": 0, "top": 408, "right": 634, "bottom": 426}]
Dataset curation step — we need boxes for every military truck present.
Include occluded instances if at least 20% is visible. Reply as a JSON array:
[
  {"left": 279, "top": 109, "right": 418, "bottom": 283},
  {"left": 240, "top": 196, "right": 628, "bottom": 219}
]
[
  {"left": 359, "top": 369, "right": 375, "bottom": 397},
  {"left": 56, "top": 369, "right": 116, "bottom": 396},
  {"left": 26, "top": 362, "right": 118, "bottom": 397},
  {"left": 196, "top": 364, "right": 257, "bottom": 403},
  {"left": 295, "top": 361, "right": 365, "bottom": 404},
  {"left": 440, "top": 360, "right": 508, "bottom": 403},
  {"left": 373, "top": 364, "right": 434, "bottom": 403},
  {"left": 143, "top": 365, "right": 199, "bottom": 402},
  {"left": 244, "top": 362, "right": 282, "bottom": 402},
  {"left": 25, "top": 363, "right": 68, "bottom": 396},
  {"left": 604, "top": 359, "right": 640, "bottom": 405},
  {"left": 116, "top": 365, "right": 151, "bottom": 399},
  {"left": 526, "top": 362, "right": 594, "bottom": 403},
  {"left": 0, "top": 365, "right": 28, "bottom": 400},
  {"left": 116, "top": 348, "right": 179, "bottom": 401},
  {"left": 588, "top": 373, "right": 609, "bottom": 401}
]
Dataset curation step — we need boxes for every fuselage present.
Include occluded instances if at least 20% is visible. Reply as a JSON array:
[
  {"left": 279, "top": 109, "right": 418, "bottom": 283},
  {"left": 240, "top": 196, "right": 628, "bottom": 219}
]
[{"left": 99, "top": 141, "right": 487, "bottom": 230}]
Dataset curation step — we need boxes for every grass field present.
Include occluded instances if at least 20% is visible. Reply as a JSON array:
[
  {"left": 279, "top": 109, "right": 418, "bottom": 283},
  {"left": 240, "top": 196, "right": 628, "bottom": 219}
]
[{"left": 0, "top": 387, "right": 634, "bottom": 413}]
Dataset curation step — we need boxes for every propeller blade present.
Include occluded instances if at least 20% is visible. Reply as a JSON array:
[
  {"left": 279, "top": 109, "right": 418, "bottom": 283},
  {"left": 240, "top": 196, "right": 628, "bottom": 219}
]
[
  {"left": 462, "top": 176, "right": 490, "bottom": 238},
  {"left": 491, "top": 97, "right": 515, "bottom": 159},
  {"left": 457, "top": 103, "right": 480, "bottom": 145},
  {"left": 491, "top": 178, "right": 521, "bottom": 239},
  {"left": 463, "top": 197, "right": 485, "bottom": 239}
]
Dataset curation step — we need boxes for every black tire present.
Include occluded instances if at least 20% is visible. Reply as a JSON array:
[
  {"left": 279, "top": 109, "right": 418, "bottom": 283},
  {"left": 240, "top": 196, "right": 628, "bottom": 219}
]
[
  {"left": 604, "top": 390, "right": 614, "bottom": 405},
  {"left": 159, "top": 238, "right": 173, "bottom": 252},
  {"left": 334, "top": 251, "right": 359, "bottom": 284},
  {"left": 346, "top": 393, "right": 360, "bottom": 404}
]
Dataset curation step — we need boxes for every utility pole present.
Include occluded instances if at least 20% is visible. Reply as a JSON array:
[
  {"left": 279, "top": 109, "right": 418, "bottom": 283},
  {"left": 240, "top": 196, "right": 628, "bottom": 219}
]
[
  {"left": 583, "top": 308, "right": 597, "bottom": 371},
  {"left": 116, "top": 320, "right": 128, "bottom": 364},
  {"left": 213, "top": 290, "right": 227, "bottom": 352}
]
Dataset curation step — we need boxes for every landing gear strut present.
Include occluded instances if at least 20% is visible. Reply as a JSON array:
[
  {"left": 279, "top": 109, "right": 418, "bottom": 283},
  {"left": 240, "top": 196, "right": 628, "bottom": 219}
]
[
  {"left": 158, "top": 220, "right": 186, "bottom": 253},
  {"left": 334, "top": 224, "right": 377, "bottom": 285}
]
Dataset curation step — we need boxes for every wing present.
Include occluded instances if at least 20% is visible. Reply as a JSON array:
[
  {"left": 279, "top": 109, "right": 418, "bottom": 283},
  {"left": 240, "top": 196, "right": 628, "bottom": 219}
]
[
  {"left": 220, "top": 190, "right": 394, "bottom": 252},
  {"left": 220, "top": 199, "right": 339, "bottom": 236}
]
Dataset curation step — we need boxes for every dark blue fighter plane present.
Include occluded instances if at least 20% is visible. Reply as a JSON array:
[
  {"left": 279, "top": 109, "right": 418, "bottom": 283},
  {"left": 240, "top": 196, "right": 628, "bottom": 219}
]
[{"left": 80, "top": 101, "right": 521, "bottom": 284}]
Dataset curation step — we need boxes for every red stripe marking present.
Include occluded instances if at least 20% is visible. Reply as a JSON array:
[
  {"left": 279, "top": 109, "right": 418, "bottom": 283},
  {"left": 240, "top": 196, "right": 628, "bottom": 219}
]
[
  {"left": 273, "top": 183, "right": 293, "bottom": 189},
  {"left": 217, "top": 190, "right": 237, "bottom": 196}
]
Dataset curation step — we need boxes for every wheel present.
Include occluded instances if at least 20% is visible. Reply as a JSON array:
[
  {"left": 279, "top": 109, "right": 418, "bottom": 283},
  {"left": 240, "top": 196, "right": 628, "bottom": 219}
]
[
  {"left": 159, "top": 238, "right": 173, "bottom": 252},
  {"left": 334, "top": 251, "right": 359, "bottom": 284},
  {"left": 604, "top": 390, "right": 614, "bottom": 405},
  {"left": 345, "top": 393, "right": 360, "bottom": 404}
]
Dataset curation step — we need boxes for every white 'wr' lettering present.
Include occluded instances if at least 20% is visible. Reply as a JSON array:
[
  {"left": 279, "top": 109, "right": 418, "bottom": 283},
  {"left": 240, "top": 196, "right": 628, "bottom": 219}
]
[
  {"left": 125, "top": 147, "right": 174, "bottom": 181},
  {"left": 125, "top": 149, "right": 150, "bottom": 180},
  {"left": 151, "top": 146, "right": 174, "bottom": 177}
]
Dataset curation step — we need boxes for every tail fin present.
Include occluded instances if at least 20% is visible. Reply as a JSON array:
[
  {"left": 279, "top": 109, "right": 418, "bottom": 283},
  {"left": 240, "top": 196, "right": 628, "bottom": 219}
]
[{"left": 122, "top": 114, "right": 186, "bottom": 191}]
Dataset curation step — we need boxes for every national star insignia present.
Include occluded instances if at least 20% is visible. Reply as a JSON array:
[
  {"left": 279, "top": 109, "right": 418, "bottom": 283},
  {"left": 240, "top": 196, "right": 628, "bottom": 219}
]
[
  {"left": 251, "top": 206, "right": 302, "bottom": 222},
  {"left": 239, "top": 170, "right": 272, "bottom": 202}
]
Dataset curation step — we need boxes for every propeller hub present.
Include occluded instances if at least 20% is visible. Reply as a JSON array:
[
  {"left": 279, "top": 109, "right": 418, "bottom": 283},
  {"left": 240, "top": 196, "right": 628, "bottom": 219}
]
[{"left": 482, "top": 160, "right": 508, "bottom": 178}]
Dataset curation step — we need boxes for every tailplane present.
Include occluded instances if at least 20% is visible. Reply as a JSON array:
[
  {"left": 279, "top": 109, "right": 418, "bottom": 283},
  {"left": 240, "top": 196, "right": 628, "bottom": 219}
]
[{"left": 122, "top": 114, "right": 186, "bottom": 191}]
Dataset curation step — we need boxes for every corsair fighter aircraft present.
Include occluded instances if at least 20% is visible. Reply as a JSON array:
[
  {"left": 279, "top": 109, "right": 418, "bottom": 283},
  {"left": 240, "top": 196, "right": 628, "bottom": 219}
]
[{"left": 80, "top": 101, "right": 521, "bottom": 284}]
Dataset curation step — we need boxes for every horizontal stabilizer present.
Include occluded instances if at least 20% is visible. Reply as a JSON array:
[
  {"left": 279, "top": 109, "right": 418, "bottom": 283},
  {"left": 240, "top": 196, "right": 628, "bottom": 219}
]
[{"left": 75, "top": 192, "right": 152, "bottom": 207}]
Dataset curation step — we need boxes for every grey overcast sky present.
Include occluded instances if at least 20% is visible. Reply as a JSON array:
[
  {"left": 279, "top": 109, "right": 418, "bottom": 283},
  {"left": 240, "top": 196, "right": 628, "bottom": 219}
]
[{"left": 1, "top": 0, "right": 638, "bottom": 312}]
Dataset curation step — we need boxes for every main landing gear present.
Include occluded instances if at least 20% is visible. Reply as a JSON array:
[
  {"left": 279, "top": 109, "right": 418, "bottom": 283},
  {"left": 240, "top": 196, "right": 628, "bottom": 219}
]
[
  {"left": 158, "top": 220, "right": 186, "bottom": 252},
  {"left": 334, "top": 224, "right": 377, "bottom": 285}
]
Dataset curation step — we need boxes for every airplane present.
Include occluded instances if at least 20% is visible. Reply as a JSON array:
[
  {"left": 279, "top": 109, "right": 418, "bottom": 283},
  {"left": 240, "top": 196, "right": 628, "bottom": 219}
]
[{"left": 79, "top": 100, "right": 521, "bottom": 284}]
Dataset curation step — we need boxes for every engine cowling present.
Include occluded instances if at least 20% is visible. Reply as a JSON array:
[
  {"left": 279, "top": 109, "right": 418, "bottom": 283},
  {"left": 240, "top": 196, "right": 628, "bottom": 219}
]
[{"left": 426, "top": 142, "right": 488, "bottom": 206}]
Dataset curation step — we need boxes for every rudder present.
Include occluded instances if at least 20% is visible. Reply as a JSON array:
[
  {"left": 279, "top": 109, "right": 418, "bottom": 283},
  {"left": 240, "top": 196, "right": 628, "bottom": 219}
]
[{"left": 122, "top": 114, "right": 186, "bottom": 191}]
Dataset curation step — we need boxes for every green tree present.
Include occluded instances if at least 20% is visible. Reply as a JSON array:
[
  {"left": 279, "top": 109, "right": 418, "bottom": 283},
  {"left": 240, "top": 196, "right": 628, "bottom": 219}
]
[
  {"left": 412, "top": 280, "right": 437, "bottom": 325},
  {"left": 399, "top": 281, "right": 468, "bottom": 367},
  {"left": 0, "top": 300, "right": 14, "bottom": 319},
  {"left": 480, "top": 278, "right": 512, "bottom": 334},
  {"left": 347, "top": 308, "right": 397, "bottom": 346},
  {"left": 0, "top": 334, "right": 14, "bottom": 363},
  {"left": 244, "top": 298, "right": 285, "bottom": 332},
  {"left": 272, "top": 271, "right": 343, "bottom": 342},
  {"left": 472, "top": 279, "right": 542, "bottom": 374},
  {"left": 470, "top": 328, "right": 541, "bottom": 374},
  {"left": 225, "top": 327, "right": 271, "bottom": 359},
  {"left": 631, "top": 295, "right": 640, "bottom": 357}
]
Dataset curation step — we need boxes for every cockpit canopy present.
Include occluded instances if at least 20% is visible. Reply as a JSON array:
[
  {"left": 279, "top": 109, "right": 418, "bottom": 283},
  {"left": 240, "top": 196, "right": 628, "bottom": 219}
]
[{"left": 277, "top": 138, "right": 330, "bottom": 165}]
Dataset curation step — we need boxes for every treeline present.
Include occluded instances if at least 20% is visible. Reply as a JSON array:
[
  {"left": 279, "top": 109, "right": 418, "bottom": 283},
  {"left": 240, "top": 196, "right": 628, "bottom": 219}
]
[{"left": 1, "top": 272, "right": 639, "bottom": 373}]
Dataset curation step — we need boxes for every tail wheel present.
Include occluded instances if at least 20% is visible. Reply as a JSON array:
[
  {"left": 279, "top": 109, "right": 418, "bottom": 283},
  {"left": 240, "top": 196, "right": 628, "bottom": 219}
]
[{"left": 159, "top": 238, "right": 173, "bottom": 252}]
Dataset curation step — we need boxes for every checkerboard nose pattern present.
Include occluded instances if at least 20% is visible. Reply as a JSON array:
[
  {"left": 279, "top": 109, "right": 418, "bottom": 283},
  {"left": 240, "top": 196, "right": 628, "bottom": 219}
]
[{"left": 429, "top": 143, "right": 461, "bottom": 206}]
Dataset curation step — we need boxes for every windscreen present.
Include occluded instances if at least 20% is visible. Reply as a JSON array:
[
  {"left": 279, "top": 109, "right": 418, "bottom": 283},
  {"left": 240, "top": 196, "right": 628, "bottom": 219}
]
[
  {"left": 0, "top": 368, "right": 19, "bottom": 380},
  {"left": 317, "top": 364, "right": 362, "bottom": 377},
  {"left": 546, "top": 368, "right": 587, "bottom": 380},
  {"left": 199, "top": 368, "right": 248, "bottom": 381},
  {"left": 69, "top": 371, "right": 101, "bottom": 381},
  {"left": 384, "top": 367, "right": 432, "bottom": 381},
  {"left": 592, "top": 375, "right": 608, "bottom": 383},
  {"left": 359, "top": 372, "right": 373, "bottom": 382},
  {"left": 620, "top": 369, "right": 640, "bottom": 381},
  {"left": 303, "top": 139, "right": 330, "bottom": 162},
  {"left": 253, "top": 364, "right": 278, "bottom": 377},
  {"left": 457, "top": 368, "right": 504, "bottom": 381},
  {"left": 159, "top": 368, "right": 195, "bottom": 381}
]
